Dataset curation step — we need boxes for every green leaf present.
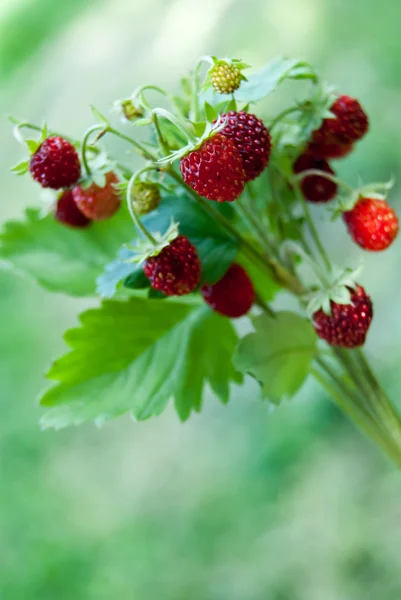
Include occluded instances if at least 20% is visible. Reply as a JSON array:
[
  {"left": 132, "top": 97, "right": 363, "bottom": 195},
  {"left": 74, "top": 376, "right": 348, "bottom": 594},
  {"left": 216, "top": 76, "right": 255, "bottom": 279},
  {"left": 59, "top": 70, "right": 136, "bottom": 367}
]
[
  {"left": 0, "top": 206, "right": 134, "bottom": 296},
  {"left": 234, "top": 311, "right": 317, "bottom": 404},
  {"left": 39, "top": 299, "right": 242, "bottom": 429},
  {"left": 96, "top": 246, "right": 140, "bottom": 298}
]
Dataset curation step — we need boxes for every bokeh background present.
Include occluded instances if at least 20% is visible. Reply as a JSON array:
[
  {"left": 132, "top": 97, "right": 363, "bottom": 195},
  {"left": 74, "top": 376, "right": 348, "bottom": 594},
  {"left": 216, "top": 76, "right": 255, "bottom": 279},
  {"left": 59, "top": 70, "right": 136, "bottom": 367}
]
[{"left": 2, "top": 0, "right": 401, "bottom": 598}]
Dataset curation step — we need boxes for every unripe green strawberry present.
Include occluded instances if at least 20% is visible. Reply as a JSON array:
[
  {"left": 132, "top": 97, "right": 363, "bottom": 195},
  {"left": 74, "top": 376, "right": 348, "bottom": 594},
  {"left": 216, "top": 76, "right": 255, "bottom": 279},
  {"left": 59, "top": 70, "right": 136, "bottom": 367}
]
[
  {"left": 210, "top": 61, "right": 242, "bottom": 94},
  {"left": 132, "top": 182, "right": 161, "bottom": 215}
]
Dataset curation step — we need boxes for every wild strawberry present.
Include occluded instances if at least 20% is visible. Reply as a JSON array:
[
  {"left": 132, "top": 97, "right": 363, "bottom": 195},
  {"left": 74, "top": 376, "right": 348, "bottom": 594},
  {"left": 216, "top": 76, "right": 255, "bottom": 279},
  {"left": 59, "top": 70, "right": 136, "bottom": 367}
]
[
  {"left": 72, "top": 172, "right": 120, "bottom": 221},
  {"left": 29, "top": 136, "right": 81, "bottom": 189},
  {"left": 313, "top": 285, "right": 373, "bottom": 348},
  {"left": 343, "top": 197, "right": 399, "bottom": 251},
  {"left": 313, "top": 95, "right": 369, "bottom": 145},
  {"left": 143, "top": 235, "right": 201, "bottom": 296},
  {"left": 293, "top": 152, "right": 338, "bottom": 203},
  {"left": 307, "top": 139, "right": 354, "bottom": 160},
  {"left": 210, "top": 61, "right": 242, "bottom": 94},
  {"left": 216, "top": 111, "right": 271, "bottom": 181},
  {"left": 132, "top": 182, "right": 161, "bottom": 215},
  {"left": 180, "top": 133, "right": 245, "bottom": 202},
  {"left": 201, "top": 263, "right": 255, "bottom": 318},
  {"left": 55, "top": 190, "right": 91, "bottom": 228}
]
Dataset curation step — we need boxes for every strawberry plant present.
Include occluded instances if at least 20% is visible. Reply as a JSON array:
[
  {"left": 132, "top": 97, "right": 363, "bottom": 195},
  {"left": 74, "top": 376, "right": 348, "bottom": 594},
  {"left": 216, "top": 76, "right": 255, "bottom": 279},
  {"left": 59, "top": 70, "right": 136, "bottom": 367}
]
[{"left": 4, "top": 56, "right": 401, "bottom": 466}]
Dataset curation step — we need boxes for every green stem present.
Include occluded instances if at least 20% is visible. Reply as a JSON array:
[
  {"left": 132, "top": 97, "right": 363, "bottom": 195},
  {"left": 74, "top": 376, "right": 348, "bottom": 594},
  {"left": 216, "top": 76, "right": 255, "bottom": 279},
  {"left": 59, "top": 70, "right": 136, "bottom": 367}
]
[
  {"left": 253, "top": 290, "right": 275, "bottom": 318},
  {"left": 126, "top": 171, "right": 158, "bottom": 245},
  {"left": 81, "top": 124, "right": 106, "bottom": 176},
  {"left": 312, "top": 361, "right": 401, "bottom": 467},
  {"left": 14, "top": 122, "right": 134, "bottom": 178},
  {"left": 152, "top": 108, "right": 197, "bottom": 146},
  {"left": 235, "top": 196, "right": 279, "bottom": 259},
  {"left": 152, "top": 114, "right": 170, "bottom": 156},
  {"left": 354, "top": 349, "right": 401, "bottom": 440},
  {"left": 166, "top": 168, "right": 304, "bottom": 295},
  {"left": 293, "top": 181, "right": 331, "bottom": 272},
  {"left": 107, "top": 126, "right": 158, "bottom": 161},
  {"left": 190, "top": 62, "right": 202, "bottom": 122},
  {"left": 269, "top": 106, "right": 303, "bottom": 131},
  {"left": 293, "top": 170, "right": 353, "bottom": 193}
]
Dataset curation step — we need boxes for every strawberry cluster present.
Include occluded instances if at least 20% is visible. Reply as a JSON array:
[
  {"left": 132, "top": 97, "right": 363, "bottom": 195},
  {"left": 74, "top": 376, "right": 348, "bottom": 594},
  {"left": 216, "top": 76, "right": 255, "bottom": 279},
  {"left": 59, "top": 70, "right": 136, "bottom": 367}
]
[
  {"left": 180, "top": 111, "right": 271, "bottom": 202},
  {"left": 293, "top": 95, "right": 369, "bottom": 204},
  {"left": 28, "top": 135, "right": 121, "bottom": 227},
  {"left": 12, "top": 63, "right": 399, "bottom": 348}
]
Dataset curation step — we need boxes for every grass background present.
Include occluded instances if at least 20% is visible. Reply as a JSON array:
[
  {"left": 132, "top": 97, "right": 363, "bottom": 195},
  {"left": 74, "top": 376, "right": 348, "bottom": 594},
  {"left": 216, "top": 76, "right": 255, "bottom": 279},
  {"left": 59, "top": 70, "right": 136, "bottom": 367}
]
[{"left": 2, "top": 0, "right": 401, "bottom": 597}]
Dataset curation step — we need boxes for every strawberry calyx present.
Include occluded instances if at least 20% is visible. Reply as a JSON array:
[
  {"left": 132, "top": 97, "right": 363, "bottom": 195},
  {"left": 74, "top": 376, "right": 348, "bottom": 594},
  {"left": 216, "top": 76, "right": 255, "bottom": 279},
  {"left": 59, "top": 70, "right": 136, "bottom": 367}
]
[
  {"left": 124, "top": 220, "right": 180, "bottom": 264},
  {"left": 305, "top": 264, "right": 364, "bottom": 317},
  {"left": 330, "top": 177, "right": 395, "bottom": 218}
]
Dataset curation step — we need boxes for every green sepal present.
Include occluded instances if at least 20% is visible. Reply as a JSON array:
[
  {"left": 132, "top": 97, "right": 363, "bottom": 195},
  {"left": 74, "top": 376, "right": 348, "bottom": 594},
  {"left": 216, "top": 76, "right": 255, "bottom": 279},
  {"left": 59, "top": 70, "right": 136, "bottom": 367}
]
[
  {"left": 124, "top": 220, "right": 179, "bottom": 264},
  {"left": 10, "top": 160, "right": 29, "bottom": 175},
  {"left": 305, "top": 264, "right": 364, "bottom": 317}
]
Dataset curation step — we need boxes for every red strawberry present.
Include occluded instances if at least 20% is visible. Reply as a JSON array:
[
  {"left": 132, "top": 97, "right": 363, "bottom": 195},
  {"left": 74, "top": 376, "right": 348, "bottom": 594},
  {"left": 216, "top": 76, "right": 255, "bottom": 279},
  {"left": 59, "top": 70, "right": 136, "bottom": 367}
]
[
  {"left": 201, "top": 263, "right": 255, "bottom": 318},
  {"left": 29, "top": 136, "right": 81, "bottom": 189},
  {"left": 72, "top": 172, "right": 120, "bottom": 221},
  {"left": 179, "top": 133, "right": 245, "bottom": 202},
  {"left": 313, "top": 285, "right": 373, "bottom": 348},
  {"left": 313, "top": 95, "right": 369, "bottom": 145},
  {"left": 343, "top": 197, "right": 399, "bottom": 251},
  {"left": 293, "top": 152, "right": 338, "bottom": 203},
  {"left": 215, "top": 111, "right": 271, "bottom": 181},
  {"left": 55, "top": 190, "right": 91, "bottom": 228},
  {"left": 143, "top": 235, "right": 201, "bottom": 296},
  {"left": 307, "top": 139, "right": 354, "bottom": 160}
]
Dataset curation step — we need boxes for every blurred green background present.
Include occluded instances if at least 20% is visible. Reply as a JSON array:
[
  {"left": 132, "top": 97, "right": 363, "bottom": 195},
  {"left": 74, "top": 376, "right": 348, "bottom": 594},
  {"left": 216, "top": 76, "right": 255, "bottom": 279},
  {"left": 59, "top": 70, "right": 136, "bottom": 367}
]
[{"left": 2, "top": 0, "right": 401, "bottom": 598}]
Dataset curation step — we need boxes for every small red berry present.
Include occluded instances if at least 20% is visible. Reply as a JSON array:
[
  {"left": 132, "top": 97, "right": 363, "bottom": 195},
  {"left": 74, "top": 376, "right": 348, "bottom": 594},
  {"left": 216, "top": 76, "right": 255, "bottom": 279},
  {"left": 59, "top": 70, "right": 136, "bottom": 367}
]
[
  {"left": 313, "top": 285, "right": 373, "bottom": 348},
  {"left": 29, "top": 136, "right": 81, "bottom": 189},
  {"left": 55, "top": 190, "right": 91, "bottom": 228},
  {"left": 313, "top": 95, "right": 369, "bottom": 145},
  {"left": 201, "top": 263, "right": 255, "bottom": 318},
  {"left": 216, "top": 111, "right": 272, "bottom": 181},
  {"left": 72, "top": 172, "right": 120, "bottom": 221},
  {"left": 293, "top": 153, "right": 338, "bottom": 203},
  {"left": 179, "top": 133, "right": 245, "bottom": 202},
  {"left": 143, "top": 235, "right": 201, "bottom": 296},
  {"left": 307, "top": 139, "right": 354, "bottom": 160},
  {"left": 343, "top": 197, "right": 399, "bottom": 251}
]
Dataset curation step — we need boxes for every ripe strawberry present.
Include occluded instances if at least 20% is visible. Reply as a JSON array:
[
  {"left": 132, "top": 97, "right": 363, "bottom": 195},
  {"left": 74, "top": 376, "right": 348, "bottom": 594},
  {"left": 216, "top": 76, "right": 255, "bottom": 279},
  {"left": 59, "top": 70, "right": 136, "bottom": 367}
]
[
  {"left": 313, "top": 285, "right": 373, "bottom": 348},
  {"left": 313, "top": 95, "right": 369, "bottom": 145},
  {"left": 143, "top": 235, "right": 201, "bottom": 296},
  {"left": 201, "top": 263, "right": 255, "bottom": 318},
  {"left": 72, "top": 172, "right": 120, "bottom": 221},
  {"left": 307, "top": 139, "right": 354, "bottom": 160},
  {"left": 210, "top": 62, "right": 242, "bottom": 94},
  {"left": 343, "top": 197, "right": 399, "bottom": 251},
  {"left": 216, "top": 111, "right": 272, "bottom": 181},
  {"left": 132, "top": 182, "right": 161, "bottom": 215},
  {"left": 29, "top": 136, "right": 81, "bottom": 189},
  {"left": 55, "top": 190, "right": 91, "bottom": 228},
  {"left": 180, "top": 133, "right": 245, "bottom": 202},
  {"left": 293, "top": 152, "right": 338, "bottom": 203}
]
